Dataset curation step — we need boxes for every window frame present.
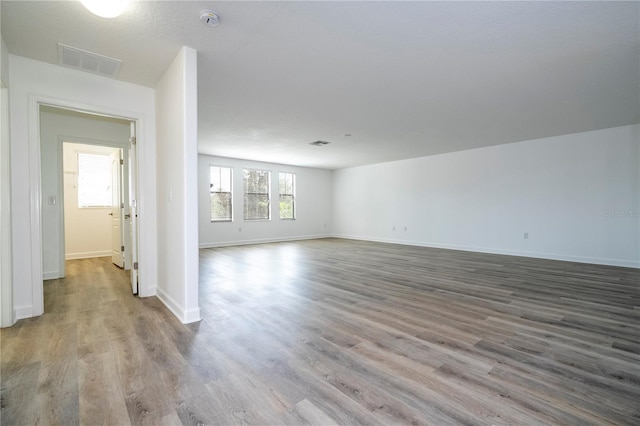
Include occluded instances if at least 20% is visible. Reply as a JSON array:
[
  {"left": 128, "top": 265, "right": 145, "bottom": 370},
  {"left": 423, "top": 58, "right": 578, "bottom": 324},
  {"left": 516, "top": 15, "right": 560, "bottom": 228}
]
[
  {"left": 209, "top": 165, "right": 234, "bottom": 222},
  {"left": 278, "top": 171, "right": 296, "bottom": 220},
  {"left": 243, "top": 168, "right": 271, "bottom": 221}
]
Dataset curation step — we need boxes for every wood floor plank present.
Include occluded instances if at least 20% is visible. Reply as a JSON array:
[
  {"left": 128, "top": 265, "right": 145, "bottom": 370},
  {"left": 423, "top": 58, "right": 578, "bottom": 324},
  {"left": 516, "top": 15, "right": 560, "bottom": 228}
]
[{"left": 78, "top": 351, "right": 131, "bottom": 425}]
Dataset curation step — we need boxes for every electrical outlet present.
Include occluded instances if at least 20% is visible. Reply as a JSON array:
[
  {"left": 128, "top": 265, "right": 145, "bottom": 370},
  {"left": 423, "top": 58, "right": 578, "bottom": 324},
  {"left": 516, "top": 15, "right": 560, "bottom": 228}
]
[
  {"left": 392, "top": 226, "right": 396, "bottom": 231},
  {"left": 524, "top": 232, "right": 529, "bottom": 239},
  {"left": 404, "top": 226, "right": 407, "bottom": 231}
]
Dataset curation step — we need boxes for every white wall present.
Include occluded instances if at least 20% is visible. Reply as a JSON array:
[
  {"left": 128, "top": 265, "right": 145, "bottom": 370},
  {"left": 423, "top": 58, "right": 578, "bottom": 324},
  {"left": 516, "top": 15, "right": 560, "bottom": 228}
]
[
  {"left": 62, "top": 143, "right": 118, "bottom": 261},
  {"left": 333, "top": 125, "right": 640, "bottom": 268},
  {"left": 1, "top": 32, "right": 14, "bottom": 327},
  {"left": 199, "top": 155, "right": 333, "bottom": 246},
  {"left": 9, "top": 54, "right": 157, "bottom": 319},
  {"left": 40, "top": 109, "right": 130, "bottom": 278},
  {"left": 155, "top": 47, "right": 200, "bottom": 324}
]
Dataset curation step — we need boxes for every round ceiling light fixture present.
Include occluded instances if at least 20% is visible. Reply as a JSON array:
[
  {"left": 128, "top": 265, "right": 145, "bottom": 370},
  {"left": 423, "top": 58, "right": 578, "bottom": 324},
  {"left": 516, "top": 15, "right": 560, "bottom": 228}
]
[
  {"left": 80, "top": 0, "right": 130, "bottom": 18},
  {"left": 200, "top": 10, "right": 221, "bottom": 27}
]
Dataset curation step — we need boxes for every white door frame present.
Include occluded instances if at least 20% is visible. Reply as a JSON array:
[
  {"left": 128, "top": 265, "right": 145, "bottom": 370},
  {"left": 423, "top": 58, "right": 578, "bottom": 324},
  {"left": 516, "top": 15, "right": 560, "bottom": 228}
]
[
  {"left": 129, "top": 122, "right": 139, "bottom": 294},
  {"left": 28, "top": 94, "right": 144, "bottom": 316},
  {"left": 1, "top": 82, "right": 14, "bottom": 327}
]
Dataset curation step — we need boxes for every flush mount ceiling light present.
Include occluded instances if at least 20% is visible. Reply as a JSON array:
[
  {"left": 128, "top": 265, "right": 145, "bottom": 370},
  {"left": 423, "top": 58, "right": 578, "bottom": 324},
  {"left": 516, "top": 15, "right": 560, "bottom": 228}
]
[
  {"left": 80, "top": 0, "right": 130, "bottom": 18},
  {"left": 310, "top": 140, "right": 331, "bottom": 146},
  {"left": 200, "top": 10, "right": 221, "bottom": 27}
]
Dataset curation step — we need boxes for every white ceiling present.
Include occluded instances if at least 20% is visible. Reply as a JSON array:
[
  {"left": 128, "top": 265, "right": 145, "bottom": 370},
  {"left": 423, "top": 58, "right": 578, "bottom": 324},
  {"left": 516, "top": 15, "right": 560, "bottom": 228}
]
[{"left": 2, "top": 1, "right": 639, "bottom": 169}]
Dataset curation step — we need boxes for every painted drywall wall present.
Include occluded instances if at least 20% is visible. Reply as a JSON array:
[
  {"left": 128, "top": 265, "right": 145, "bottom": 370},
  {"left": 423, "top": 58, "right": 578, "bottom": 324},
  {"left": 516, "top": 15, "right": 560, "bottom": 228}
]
[
  {"left": 199, "top": 155, "right": 333, "bottom": 246},
  {"left": 1, "top": 31, "right": 14, "bottom": 327},
  {"left": 155, "top": 46, "right": 200, "bottom": 323},
  {"left": 8, "top": 54, "right": 157, "bottom": 319},
  {"left": 40, "top": 109, "right": 130, "bottom": 278},
  {"left": 62, "top": 143, "right": 118, "bottom": 261},
  {"left": 333, "top": 124, "right": 640, "bottom": 268}
]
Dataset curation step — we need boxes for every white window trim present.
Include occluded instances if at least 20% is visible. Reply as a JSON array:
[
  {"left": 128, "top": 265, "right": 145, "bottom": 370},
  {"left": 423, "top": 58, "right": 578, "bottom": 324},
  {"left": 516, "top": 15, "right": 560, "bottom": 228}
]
[{"left": 209, "top": 165, "right": 233, "bottom": 222}]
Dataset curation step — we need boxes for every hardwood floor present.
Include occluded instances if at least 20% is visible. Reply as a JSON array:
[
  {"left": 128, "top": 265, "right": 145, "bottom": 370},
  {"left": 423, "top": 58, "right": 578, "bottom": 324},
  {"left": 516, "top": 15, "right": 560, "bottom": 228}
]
[{"left": 1, "top": 238, "right": 639, "bottom": 425}]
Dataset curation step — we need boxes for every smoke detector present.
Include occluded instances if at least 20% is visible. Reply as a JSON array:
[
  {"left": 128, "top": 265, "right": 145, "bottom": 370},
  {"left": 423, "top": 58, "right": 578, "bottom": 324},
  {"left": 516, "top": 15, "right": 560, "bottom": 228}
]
[
  {"left": 200, "top": 10, "right": 220, "bottom": 27},
  {"left": 310, "top": 140, "right": 331, "bottom": 147}
]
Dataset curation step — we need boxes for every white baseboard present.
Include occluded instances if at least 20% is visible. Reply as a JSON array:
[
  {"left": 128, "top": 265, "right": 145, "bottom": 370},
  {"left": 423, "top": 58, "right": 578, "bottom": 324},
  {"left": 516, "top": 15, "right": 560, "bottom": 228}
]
[
  {"left": 183, "top": 306, "right": 202, "bottom": 324},
  {"left": 332, "top": 234, "right": 640, "bottom": 269},
  {"left": 199, "top": 234, "right": 331, "bottom": 249},
  {"left": 156, "top": 287, "right": 201, "bottom": 324},
  {"left": 65, "top": 250, "right": 111, "bottom": 260},
  {"left": 43, "top": 271, "right": 61, "bottom": 280},
  {"left": 15, "top": 304, "right": 33, "bottom": 320}
]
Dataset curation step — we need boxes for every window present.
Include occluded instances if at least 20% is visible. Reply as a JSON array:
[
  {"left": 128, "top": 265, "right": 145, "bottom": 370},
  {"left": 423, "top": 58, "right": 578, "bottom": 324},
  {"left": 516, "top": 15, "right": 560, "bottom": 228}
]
[
  {"left": 279, "top": 172, "right": 296, "bottom": 219},
  {"left": 77, "top": 152, "right": 112, "bottom": 208},
  {"left": 243, "top": 169, "right": 270, "bottom": 220},
  {"left": 210, "top": 166, "right": 233, "bottom": 221}
]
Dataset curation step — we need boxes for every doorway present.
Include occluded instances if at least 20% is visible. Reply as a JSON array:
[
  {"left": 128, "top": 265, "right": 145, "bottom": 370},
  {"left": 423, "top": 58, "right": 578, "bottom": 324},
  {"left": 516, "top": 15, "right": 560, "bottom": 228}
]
[
  {"left": 61, "top": 142, "right": 128, "bottom": 269},
  {"left": 39, "top": 105, "right": 139, "bottom": 299}
]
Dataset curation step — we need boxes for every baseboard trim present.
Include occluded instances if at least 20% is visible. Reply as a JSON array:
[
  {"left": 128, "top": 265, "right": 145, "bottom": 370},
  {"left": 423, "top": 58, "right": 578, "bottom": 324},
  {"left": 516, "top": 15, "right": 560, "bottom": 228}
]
[
  {"left": 43, "top": 271, "right": 61, "bottom": 280},
  {"left": 332, "top": 234, "right": 640, "bottom": 269},
  {"left": 156, "top": 287, "right": 201, "bottom": 324},
  {"left": 183, "top": 306, "right": 202, "bottom": 324},
  {"left": 15, "top": 304, "right": 33, "bottom": 320},
  {"left": 65, "top": 250, "right": 111, "bottom": 260},
  {"left": 199, "top": 234, "right": 332, "bottom": 249}
]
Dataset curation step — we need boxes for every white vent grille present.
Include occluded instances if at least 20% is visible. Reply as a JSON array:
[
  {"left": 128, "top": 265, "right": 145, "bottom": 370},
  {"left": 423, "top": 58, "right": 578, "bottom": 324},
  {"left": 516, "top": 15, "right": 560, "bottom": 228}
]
[{"left": 58, "top": 43, "right": 122, "bottom": 78}]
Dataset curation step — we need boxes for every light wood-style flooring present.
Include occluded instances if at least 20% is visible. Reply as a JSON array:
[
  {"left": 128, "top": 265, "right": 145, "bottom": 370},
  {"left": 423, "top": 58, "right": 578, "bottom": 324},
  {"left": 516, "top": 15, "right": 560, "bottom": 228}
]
[{"left": 1, "top": 238, "right": 639, "bottom": 425}]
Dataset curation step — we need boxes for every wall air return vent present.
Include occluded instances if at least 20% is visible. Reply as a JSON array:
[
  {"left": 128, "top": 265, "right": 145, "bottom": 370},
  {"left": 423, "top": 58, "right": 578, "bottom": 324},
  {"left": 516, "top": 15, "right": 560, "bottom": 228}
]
[{"left": 57, "top": 43, "right": 122, "bottom": 78}]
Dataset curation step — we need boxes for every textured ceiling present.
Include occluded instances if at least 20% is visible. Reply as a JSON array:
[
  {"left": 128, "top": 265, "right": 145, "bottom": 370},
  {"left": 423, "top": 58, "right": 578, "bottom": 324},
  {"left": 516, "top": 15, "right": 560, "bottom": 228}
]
[{"left": 2, "top": 1, "right": 639, "bottom": 169}]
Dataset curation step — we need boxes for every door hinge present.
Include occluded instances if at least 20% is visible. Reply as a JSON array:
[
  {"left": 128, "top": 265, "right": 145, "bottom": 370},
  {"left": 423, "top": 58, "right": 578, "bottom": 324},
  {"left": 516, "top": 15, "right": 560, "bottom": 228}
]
[
  {"left": 121, "top": 202, "right": 124, "bottom": 209},
  {"left": 121, "top": 245, "right": 125, "bottom": 252},
  {"left": 120, "top": 159, "right": 124, "bottom": 165},
  {"left": 129, "top": 136, "right": 137, "bottom": 145},
  {"left": 133, "top": 262, "right": 139, "bottom": 270}
]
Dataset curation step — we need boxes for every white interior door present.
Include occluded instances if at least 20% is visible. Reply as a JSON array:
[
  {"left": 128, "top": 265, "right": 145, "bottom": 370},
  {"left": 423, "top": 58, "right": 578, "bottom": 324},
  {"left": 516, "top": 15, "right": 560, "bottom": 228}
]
[
  {"left": 129, "top": 122, "right": 138, "bottom": 295},
  {"left": 110, "top": 149, "right": 124, "bottom": 268}
]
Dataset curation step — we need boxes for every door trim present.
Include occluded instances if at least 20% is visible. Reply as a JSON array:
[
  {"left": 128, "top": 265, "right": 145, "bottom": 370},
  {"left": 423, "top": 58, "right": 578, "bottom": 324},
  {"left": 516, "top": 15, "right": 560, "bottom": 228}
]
[{"left": 27, "top": 94, "right": 144, "bottom": 318}]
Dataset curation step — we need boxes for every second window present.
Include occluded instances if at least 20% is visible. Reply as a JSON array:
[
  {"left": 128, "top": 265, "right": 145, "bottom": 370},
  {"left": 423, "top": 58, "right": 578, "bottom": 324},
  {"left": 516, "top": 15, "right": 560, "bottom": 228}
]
[
  {"left": 244, "top": 169, "right": 271, "bottom": 220},
  {"left": 279, "top": 172, "right": 296, "bottom": 219}
]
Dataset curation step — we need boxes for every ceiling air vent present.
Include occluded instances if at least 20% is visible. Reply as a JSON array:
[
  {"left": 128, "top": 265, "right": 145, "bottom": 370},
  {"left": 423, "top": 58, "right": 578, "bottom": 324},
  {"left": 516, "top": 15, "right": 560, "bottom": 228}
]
[
  {"left": 310, "top": 140, "right": 331, "bottom": 146},
  {"left": 58, "top": 43, "right": 122, "bottom": 78}
]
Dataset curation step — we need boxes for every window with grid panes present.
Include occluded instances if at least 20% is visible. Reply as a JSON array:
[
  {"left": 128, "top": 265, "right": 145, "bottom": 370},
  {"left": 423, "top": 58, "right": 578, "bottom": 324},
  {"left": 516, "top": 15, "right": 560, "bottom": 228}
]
[
  {"left": 279, "top": 172, "right": 296, "bottom": 219},
  {"left": 243, "top": 169, "right": 270, "bottom": 220},
  {"left": 210, "top": 166, "right": 233, "bottom": 221}
]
